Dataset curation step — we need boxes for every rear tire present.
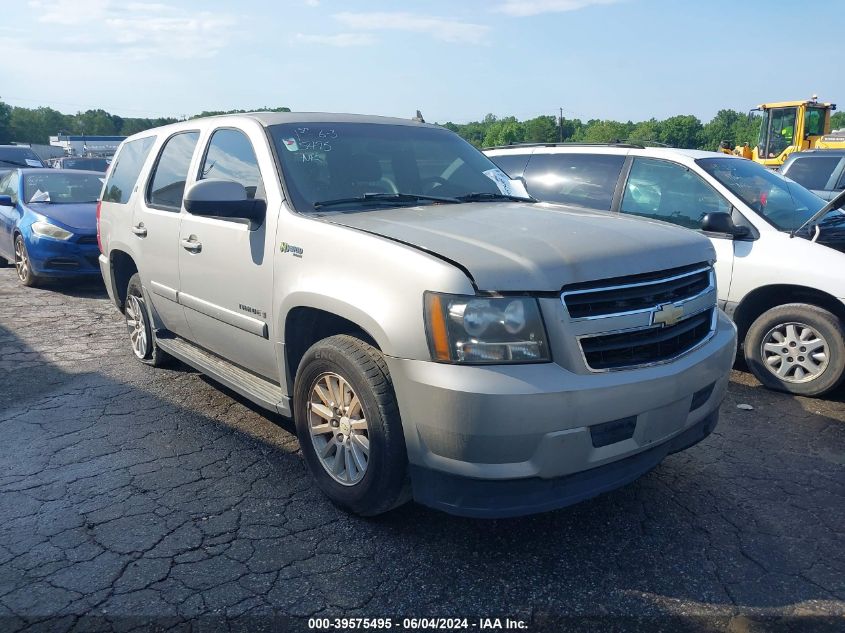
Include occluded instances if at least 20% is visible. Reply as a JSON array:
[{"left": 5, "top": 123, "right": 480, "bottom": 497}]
[
  {"left": 293, "top": 334, "right": 410, "bottom": 516},
  {"left": 744, "top": 303, "right": 845, "bottom": 397},
  {"left": 14, "top": 234, "right": 39, "bottom": 287},
  {"left": 125, "top": 273, "right": 171, "bottom": 367}
]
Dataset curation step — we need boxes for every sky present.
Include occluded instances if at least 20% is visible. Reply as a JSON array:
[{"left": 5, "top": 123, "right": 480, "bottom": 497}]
[{"left": 3, "top": 0, "right": 844, "bottom": 124}]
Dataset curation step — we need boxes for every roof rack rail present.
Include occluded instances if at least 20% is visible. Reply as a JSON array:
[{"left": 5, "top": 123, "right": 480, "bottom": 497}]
[
  {"left": 483, "top": 141, "right": 645, "bottom": 151},
  {"left": 483, "top": 140, "right": 673, "bottom": 150}
]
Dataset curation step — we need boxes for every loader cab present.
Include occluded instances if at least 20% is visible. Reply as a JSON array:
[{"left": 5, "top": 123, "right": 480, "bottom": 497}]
[{"left": 751, "top": 99, "right": 834, "bottom": 169}]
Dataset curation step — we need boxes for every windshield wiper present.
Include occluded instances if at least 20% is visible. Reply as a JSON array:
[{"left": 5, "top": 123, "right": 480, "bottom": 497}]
[
  {"left": 455, "top": 192, "right": 536, "bottom": 203},
  {"left": 313, "top": 192, "right": 458, "bottom": 209}
]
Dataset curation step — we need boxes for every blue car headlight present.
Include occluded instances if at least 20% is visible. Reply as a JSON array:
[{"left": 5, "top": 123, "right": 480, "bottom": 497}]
[{"left": 31, "top": 221, "right": 73, "bottom": 241}]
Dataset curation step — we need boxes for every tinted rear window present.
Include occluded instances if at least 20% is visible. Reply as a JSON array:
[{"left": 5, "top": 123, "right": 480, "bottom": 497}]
[
  {"left": 488, "top": 153, "right": 531, "bottom": 178},
  {"left": 784, "top": 156, "right": 842, "bottom": 191},
  {"left": 522, "top": 153, "right": 625, "bottom": 210},
  {"left": 102, "top": 137, "right": 156, "bottom": 204},
  {"left": 147, "top": 132, "right": 200, "bottom": 210}
]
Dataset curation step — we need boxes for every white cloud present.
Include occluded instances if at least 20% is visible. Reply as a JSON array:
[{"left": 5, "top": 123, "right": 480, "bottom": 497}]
[
  {"left": 27, "top": 0, "right": 237, "bottom": 59},
  {"left": 333, "top": 11, "right": 489, "bottom": 44},
  {"left": 29, "top": 0, "right": 110, "bottom": 24},
  {"left": 294, "top": 33, "right": 375, "bottom": 47},
  {"left": 305, "top": 0, "right": 320, "bottom": 6},
  {"left": 494, "top": 0, "right": 621, "bottom": 17}
]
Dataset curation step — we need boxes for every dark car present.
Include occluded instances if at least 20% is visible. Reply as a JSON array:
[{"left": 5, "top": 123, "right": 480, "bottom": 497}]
[
  {"left": 52, "top": 156, "right": 111, "bottom": 172},
  {"left": 0, "top": 145, "right": 46, "bottom": 179},
  {"left": 781, "top": 150, "right": 845, "bottom": 201},
  {"left": 0, "top": 168, "right": 103, "bottom": 286}
]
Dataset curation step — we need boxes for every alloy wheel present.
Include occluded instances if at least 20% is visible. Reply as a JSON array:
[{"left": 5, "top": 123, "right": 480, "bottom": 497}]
[
  {"left": 125, "top": 294, "right": 149, "bottom": 359},
  {"left": 307, "top": 372, "right": 370, "bottom": 486},
  {"left": 761, "top": 322, "right": 829, "bottom": 384},
  {"left": 14, "top": 236, "right": 29, "bottom": 283}
]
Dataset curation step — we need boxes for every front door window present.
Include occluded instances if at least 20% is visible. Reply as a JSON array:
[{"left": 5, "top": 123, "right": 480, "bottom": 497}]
[{"left": 621, "top": 158, "right": 731, "bottom": 230}]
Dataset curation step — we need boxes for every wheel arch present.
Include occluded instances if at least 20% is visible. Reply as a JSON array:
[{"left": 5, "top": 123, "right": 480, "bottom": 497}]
[
  {"left": 281, "top": 299, "right": 389, "bottom": 395},
  {"left": 733, "top": 284, "right": 845, "bottom": 343},
  {"left": 108, "top": 249, "right": 139, "bottom": 312}
]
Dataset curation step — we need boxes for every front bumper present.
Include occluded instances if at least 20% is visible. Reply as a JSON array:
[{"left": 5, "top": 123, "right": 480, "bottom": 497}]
[
  {"left": 387, "top": 311, "right": 737, "bottom": 517},
  {"left": 27, "top": 233, "right": 101, "bottom": 278}
]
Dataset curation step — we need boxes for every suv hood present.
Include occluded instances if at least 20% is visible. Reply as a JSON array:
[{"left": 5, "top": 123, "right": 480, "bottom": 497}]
[{"left": 324, "top": 202, "right": 715, "bottom": 291}]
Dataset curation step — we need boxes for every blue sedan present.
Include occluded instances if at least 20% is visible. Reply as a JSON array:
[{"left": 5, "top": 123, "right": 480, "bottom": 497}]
[{"left": 0, "top": 169, "right": 103, "bottom": 286}]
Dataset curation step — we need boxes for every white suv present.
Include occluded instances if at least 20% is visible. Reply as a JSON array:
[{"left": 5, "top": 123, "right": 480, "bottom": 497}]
[{"left": 486, "top": 144, "right": 845, "bottom": 396}]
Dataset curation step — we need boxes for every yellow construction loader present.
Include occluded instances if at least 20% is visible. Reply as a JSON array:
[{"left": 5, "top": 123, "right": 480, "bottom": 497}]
[{"left": 749, "top": 96, "right": 845, "bottom": 168}]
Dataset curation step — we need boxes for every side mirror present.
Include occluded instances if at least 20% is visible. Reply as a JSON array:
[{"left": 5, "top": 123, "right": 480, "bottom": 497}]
[
  {"left": 701, "top": 212, "right": 750, "bottom": 238},
  {"left": 184, "top": 179, "right": 266, "bottom": 224},
  {"left": 0, "top": 195, "right": 13, "bottom": 207}
]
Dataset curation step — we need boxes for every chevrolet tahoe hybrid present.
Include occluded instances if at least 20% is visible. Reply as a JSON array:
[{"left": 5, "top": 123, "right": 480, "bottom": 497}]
[{"left": 97, "top": 113, "right": 736, "bottom": 517}]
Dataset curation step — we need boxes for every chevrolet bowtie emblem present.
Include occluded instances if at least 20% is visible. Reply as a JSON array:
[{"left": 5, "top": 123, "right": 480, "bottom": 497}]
[{"left": 653, "top": 303, "right": 684, "bottom": 327}]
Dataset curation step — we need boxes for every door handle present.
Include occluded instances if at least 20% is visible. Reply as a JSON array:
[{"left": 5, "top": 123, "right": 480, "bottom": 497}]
[
  {"left": 131, "top": 223, "right": 147, "bottom": 237},
  {"left": 181, "top": 236, "right": 202, "bottom": 253}
]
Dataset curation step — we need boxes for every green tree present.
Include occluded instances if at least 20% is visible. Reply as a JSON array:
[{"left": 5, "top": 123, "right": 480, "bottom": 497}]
[
  {"left": 580, "top": 120, "right": 632, "bottom": 143},
  {"left": 700, "top": 109, "right": 744, "bottom": 151},
  {"left": 523, "top": 115, "right": 558, "bottom": 143},
  {"left": 483, "top": 117, "right": 524, "bottom": 147},
  {"left": 628, "top": 118, "right": 663, "bottom": 145},
  {"left": 0, "top": 102, "right": 12, "bottom": 144},
  {"left": 74, "top": 109, "right": 119, "bottom": 136},
  {"left": 831, "top": 111, "right": 845, "bottom": 131},
  {"left": 659, "top": 115, "right": 703, "bottom": 148}
]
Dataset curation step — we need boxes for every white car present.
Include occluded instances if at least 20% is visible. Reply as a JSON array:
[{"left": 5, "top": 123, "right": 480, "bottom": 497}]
[{"left": 486, "top": 144, "right": 845, "bottom": 396}]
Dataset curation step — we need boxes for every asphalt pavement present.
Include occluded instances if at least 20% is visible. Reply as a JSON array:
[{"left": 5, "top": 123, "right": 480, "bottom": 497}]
[{"left": 0, "top": 268, "right": 843, "bottom": 632}]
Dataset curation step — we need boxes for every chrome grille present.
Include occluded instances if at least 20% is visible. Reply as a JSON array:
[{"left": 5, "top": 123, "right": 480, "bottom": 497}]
[
  {"left": 563, "top": 264, "right": 711, "bottom": 320},
  {"left": 561, "top": 264, "right": 717, "bottom": 372},
  {"left": 580, "top": 309, "right": 715, "bottom": 370}
]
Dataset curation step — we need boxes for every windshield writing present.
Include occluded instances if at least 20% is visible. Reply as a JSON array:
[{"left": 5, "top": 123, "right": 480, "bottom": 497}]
[
  {"left": 270, "top": 123, "right": 528, "bottom": 213},
  {"left": 24, "top": 172, "right": 103, "bottom": 204}
]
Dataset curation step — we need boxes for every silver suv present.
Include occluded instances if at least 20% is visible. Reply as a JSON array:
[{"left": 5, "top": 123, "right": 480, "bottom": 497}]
[{"left": 97, "top": 113, "right": 736, "bottom": 517}]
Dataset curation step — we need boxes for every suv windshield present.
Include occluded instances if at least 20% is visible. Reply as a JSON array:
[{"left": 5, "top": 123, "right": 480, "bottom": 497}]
[
  {"left": 269, "top": 122, "right": 528, "bottom": 213},
  {"left": 24, "top": 172, "right": 103, "bottom": 204},
  {"left": 697, "top": 157, "right": 839, "bottom": 231}
]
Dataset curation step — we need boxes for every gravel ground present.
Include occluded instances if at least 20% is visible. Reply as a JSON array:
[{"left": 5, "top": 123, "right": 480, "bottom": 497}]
[{"left": 0, "top": 268, "right": 843, "bottom": 632}]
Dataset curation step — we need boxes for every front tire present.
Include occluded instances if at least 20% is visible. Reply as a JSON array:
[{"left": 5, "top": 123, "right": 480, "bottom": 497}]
[
  {"left": 293, "top": 335, "right": 409, "bottom": 516},
  {"left": 14, "top": 234, "right": 38, "bottom": 287},
  {"left": 125, "top": 273, "right": 171, "bottom": 367},
  {"left": 744, "top": 303, "right": 845, "bottom": 397}
]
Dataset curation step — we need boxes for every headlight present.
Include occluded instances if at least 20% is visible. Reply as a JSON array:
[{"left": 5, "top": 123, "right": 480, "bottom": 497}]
[
  {"left": 424, "top": 292, "right": 550, "bottom": 364},
  {"left": 31, "top": 221, "right": 72, "bottom": 240}
]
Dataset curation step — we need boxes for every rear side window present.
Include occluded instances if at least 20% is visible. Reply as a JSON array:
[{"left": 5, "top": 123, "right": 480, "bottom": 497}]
[
  {"left": 784, "top": 156, "right": 842, "bottom": 191},
  {"left": 522, "top": 153, "right": 625, "bottom": 210},
  {"left": 147, "top": 132, "right": 200, "bottom": 211},
  {"left": 199, "top": 129, "right": 264, "bottom": 199},
  {"left": 103, "top": 136, "right": 155, "bottom": 204},
  {"left": 488, "top": 153, "right": 531, "bottom": 178}
]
